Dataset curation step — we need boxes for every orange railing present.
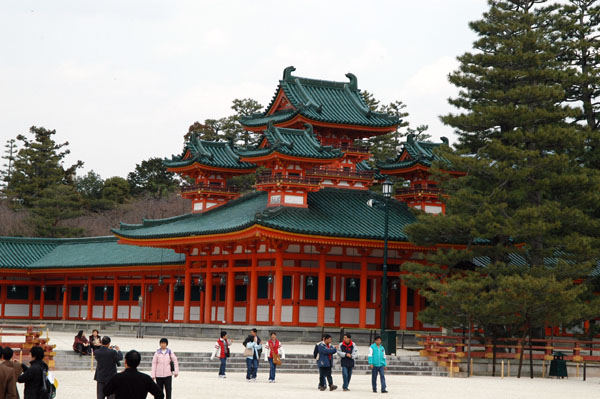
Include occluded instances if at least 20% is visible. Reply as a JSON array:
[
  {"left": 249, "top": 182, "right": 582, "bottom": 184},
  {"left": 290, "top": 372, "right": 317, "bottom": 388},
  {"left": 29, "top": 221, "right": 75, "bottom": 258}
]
[{"left": 0, "top": 324, "right": 56, "bottom": 369}]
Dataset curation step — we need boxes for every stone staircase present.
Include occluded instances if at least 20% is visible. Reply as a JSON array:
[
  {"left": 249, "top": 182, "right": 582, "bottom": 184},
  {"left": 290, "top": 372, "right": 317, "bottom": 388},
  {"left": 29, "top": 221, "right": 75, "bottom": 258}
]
[{"left": 54, "top": 351, "right": 448, "bottom": 376}]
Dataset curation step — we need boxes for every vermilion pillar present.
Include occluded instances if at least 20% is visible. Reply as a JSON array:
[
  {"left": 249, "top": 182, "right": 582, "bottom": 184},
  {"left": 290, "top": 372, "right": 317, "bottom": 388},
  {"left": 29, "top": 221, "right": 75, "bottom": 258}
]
[
  {"left": 86, "top": 279, "right": 93, "bottom": 320},
  {"left": 168, "top": 277, "right": 175, "bottom": 322},
  {"left": 183, "top": 260, "right": 192, "bottom": 323},
  {"left": 62, "top": 283, "right": 68, "bottom": 320},
  {"left": 204, "top": 260, "right": 213, "bottom": 324},
  {"left": 39, "top": 283, "right": 45, "bottom": 320},
  {"left": 317, "top": 251, "right": 326, "bottom": 326},
  {"left": 225, "top": 259, "right": 235, "bottom": 324},
  {"left": 292, "top": 271, "right": 301, "bottom": 325},
  {"left": 249, "top": 252, "right": 258, "bottom": 324},
  {"left": 273, "top": 248, "right": 284, "bottom": 325},
  {"left": 400, "top": 279, "right": 408, "bottom": 330},
  {"left": 359, "top": 256, "right": 368, "bottom": 328},
  {"left": 112, "top": 282, "right": 118, "bottom": 321}
]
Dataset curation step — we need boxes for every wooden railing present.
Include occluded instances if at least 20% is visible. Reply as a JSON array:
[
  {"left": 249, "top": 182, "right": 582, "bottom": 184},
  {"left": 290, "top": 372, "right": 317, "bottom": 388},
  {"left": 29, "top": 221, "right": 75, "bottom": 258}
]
[
  {"left": 396, "top": 187, "right": 441, "bottom": 196},
  {"left": 256, "top": 174, "right": 321, "bottom": 186},
  {"left": 306, "top": 167, "right": 374, "bottom": 179},
  {"left": 0, "top": 324, "right": 56, "bottom": 369},
  {"left": 180, "top": 183, "right": 241, "bottom": 194},
  {"left": 418, "top": 333, "right": 600, "bottom": 374}
]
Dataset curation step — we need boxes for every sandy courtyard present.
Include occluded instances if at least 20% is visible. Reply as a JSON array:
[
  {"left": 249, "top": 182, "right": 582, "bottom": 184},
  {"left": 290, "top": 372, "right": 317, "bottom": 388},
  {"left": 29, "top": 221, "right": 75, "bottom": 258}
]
[{"left": 14, "top": 371, "right": 598, "bottom": 399}]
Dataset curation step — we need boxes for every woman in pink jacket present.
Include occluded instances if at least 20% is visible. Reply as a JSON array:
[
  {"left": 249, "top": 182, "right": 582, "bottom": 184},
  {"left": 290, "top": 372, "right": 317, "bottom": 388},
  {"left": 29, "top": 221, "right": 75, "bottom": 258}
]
[{"left": 151, "top": 338, "right": 179, "bottom": 399}]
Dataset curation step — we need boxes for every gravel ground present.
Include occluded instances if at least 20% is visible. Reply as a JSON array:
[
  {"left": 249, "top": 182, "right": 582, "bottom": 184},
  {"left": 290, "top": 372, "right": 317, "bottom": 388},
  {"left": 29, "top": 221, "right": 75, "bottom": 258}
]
[{"left": 15, "top": 370, "right": 598, "bottom": 399}]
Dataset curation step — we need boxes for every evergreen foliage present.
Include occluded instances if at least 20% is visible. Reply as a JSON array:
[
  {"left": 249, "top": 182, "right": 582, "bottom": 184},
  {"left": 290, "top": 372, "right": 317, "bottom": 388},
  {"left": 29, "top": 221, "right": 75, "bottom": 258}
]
[
  {"left": 402, "top": 0, "right": 600, "bottom": 377},
  {"left": 127, "top": 157, "right": 179, "bottom": 199}
]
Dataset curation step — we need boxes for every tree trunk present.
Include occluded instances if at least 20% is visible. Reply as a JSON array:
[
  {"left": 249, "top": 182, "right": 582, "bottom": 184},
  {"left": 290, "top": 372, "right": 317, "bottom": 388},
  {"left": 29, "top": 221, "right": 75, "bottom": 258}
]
[
  {"left": 517, "top": 330, "right": 527, "bottom": 378},
  {"left": 529, "top": 327, "right": 534, "bottom": 379}
]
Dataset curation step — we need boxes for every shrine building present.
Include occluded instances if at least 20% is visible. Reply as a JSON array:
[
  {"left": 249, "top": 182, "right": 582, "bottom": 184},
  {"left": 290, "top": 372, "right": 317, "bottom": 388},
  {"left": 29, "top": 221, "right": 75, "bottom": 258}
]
[{"left": 0, "top": 67, "right": 458, "bottom": 331}]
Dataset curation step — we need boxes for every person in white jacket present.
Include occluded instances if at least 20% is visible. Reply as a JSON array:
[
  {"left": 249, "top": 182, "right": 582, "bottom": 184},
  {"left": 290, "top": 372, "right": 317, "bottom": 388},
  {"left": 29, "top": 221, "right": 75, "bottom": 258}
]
[
  {"left": 210, "top": 331, "right": 232, "bottom": 378},
  {"left": 263, "top": 332, "right": 285, "bottom": 383}
]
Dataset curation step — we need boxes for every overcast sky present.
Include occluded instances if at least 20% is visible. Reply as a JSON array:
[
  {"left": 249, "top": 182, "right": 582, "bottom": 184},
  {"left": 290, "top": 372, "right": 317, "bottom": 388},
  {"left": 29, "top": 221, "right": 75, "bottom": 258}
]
[{"left": 0, "top": 0, "right": 488, "bottom": 178}]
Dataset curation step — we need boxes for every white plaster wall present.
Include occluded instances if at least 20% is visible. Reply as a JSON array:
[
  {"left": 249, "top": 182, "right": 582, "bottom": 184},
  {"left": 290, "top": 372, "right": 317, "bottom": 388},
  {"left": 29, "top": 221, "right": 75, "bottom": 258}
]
[
  {"left": 80, "top": 305, "right": 88, "bottom": 319},
  {"left": 117, "top": 305, "right": 130, "bottom": 319},
  {"left": 299, "top": 306, "right": 317, "bottom": 323},
  {"left": 215, "top": 306, "right": 225, "bottom": 322},
  {"left": 92, "top": 305, "right": 103, "bottom": 319},
  {"left": 234, "top": 307, "right": 246, "bottom": 322},
  {"left": 173, "top": 306, "right": 184, "bottom": 321},
  {"left": 366, "top": 309, "right": 375, "bottom": 325},
  {"left": 393, "top": 312, "right": 400, "bottom": 327},
  {"left": 340, "top": 308, "right": 359, "bottom": 324},
  {"left": 256, "top": 305, "right": 269, "bottom": 322},
  {"left": 43, "top": 305, "right": 57, "bottom": 318},
  {"left": 69, "top": 305, "right": 80, "bottom": 318},
  {"left": 407, "top": 311, "right": 414, "bottom": 328},
  {"left": 130, "top": 306, "right": 140, "bottom": 320},
  {"left": 6, "top": 304, "right": 30, "bottom": 317},
  {"left": 31, "top": 304, "right": 40, "bottom": 318},
  {"left": 190, "top": 307, "right": 200, "bottom": 321},
  {"left": 281, "top": 306, "right": 293, "bottom": 323},
  {"left": 325, "top": 307, "right": 335, "bottom": 323}
]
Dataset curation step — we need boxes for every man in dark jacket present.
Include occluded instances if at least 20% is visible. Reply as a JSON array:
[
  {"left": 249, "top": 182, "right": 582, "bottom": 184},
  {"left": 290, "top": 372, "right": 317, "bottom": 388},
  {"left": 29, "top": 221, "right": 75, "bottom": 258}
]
[
  {"left": 103, "top": 350, "right": 163, "bottom": 399},
  {"left": 337, "top": 334, "right": 357, "bottom": 391},
  {"left": 316, "top": 334, "right": 338, "bottom": 391},
  {"left": 94, "top": 336, "right": 123, "bottom": 399},
  {"left": 0, "top": 347, "right": 20, "bottom": 399},
  {"left": 17, "top": 346, "right": 46, "bottom": 399}
]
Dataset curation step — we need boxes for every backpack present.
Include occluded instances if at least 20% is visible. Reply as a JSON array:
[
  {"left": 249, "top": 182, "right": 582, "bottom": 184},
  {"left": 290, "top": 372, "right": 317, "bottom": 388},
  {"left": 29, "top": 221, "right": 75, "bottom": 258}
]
[
  {"left": 40, "top": 367, "right": 56, "bottom": 399},
  {"left": 313, "top": 344, "right": 319, "bottom": 359}
]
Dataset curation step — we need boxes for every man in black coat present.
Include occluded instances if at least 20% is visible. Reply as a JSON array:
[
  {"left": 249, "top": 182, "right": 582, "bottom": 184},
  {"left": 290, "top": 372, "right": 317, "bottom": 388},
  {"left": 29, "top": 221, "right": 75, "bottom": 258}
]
[
  {"left": 94, "top": 336, "right": 123, "bottom": 399},
  {"left": 17, "top": 346, "right": 46, "bottom": 399},
  {"left": 103, "top": 350, "right": 163, "bottom": 399}
]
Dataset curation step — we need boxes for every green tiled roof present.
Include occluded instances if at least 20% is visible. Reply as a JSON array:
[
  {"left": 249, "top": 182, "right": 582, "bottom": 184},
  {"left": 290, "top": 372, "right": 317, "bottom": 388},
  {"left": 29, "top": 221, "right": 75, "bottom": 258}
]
[
  {"left": 112, "top": 188, "right": 416, "bottom": 242},
  {"left": 356, "top": 160, "right": 385, "bottom": 181},
  {"left": 241, "top": 66, "right": 399, "bottom": 128},
  {"left": 164, "top": 136, "right": 256, "bottom": 170},
  {"left": 0, "top": 236, "right": 184, "bottom": 270},
  {"left": 236, "top": 123, "right": 342, "bottom": 160},
  {"left": 377, "top": 134, "right": 449, "bottom": 170}
]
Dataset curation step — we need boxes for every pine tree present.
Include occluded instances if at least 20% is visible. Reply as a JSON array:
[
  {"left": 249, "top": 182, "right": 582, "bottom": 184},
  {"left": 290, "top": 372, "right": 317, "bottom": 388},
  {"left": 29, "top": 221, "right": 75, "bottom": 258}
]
[
  {"left": 402, "top": 0, "right": 600, "bottom": 374},
  {"left": 1, "top": 138, "right": 17, "bottom": 195},
  {"left": 127, "top": 157, "right": 179, "bottom": 199}
]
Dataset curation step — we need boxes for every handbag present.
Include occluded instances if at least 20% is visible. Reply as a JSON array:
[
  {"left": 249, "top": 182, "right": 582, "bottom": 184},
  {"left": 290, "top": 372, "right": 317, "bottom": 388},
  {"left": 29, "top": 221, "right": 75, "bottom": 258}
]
[
  {"left": 273, "top": 353, "right": 282, "bottom": 366},
  {"left": 168, "top": 350, "right": 175, "bottom": 373},
  {"left": 243, "top": 347, "right": 254, "bottom": 357}
]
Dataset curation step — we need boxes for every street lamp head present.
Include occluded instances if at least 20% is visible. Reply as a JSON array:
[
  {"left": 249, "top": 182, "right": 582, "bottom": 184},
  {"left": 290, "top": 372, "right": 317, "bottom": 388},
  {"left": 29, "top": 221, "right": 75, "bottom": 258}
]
[{"left": 382, "top": 179, "right": 393, "bottom": 197}]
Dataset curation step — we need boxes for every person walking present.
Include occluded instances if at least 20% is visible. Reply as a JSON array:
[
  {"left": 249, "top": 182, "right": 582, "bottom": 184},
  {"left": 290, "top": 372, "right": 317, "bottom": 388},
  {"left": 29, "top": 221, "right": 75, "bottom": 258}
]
[
  {"left": 337, "top": 333, "right": 357, "bottom": 391},
  {"left": 103, "top": 350, "right": 163, "bottom": 399},
  {"left": 210, "top": 331, "right": 232, "bottom": 378},
  {"left": 316, "top": 334, "right": 338, "bottom": 391},
  {"left": 1, "top": 347, "right": 21, "bottom": 399},
  {"left": 151, "top": 338, "right": 178, "bottom": 399},
  {"left": 94, "top": 336, "right": 123, "bottom": 399},
  {"left": 17, "top": 346, "right": 46, "bottom": 399},
  {"left": 263, "top": 332, "right": 284, "bottom": 383},
  {"left": 242, "top": 328, "right": 262, "bottom": 382},
  {"left": 73, "top": 330, "right": 91, "bottom": 356},
  {"left": 368, "top": 336, "right": 388, "bottom": 394}
]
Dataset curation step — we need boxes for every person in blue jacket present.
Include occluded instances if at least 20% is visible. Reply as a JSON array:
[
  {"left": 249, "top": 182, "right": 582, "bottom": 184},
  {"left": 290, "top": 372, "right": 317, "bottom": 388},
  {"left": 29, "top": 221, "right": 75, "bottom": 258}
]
[
  {"left": 368, "top": 336, "right": 388, "bottom": 393},
  {"left": 316, "top": 334, "right": 338, "bottom": 391}
]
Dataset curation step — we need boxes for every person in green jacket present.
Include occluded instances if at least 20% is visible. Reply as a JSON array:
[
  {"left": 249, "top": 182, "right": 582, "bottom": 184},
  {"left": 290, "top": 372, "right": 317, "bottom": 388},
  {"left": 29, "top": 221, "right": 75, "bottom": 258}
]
[{"left": 368, "top": 336, "right": 388, "bottom": 393}]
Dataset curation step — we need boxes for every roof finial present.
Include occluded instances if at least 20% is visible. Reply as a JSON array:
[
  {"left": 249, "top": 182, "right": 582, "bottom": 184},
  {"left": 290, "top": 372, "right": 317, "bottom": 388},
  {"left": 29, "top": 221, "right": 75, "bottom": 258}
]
[
  {"left": 345, "top": 73, "right": 357, "bottom": 90},
  {"left": 440, "top": 136, "right": 449, "bottom": 145},
  {"left": 407, "top": 133, "right": 415, "bottom": 144},
  {"left": 283, "top": 66, "right": 296, "bottom": 80}
]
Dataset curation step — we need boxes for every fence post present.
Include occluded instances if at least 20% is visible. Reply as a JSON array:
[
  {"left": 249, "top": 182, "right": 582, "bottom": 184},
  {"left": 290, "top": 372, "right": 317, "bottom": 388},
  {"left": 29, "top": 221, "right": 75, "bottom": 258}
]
[{"left": 501, "top": 360, "right": 504, "bottom": 378}]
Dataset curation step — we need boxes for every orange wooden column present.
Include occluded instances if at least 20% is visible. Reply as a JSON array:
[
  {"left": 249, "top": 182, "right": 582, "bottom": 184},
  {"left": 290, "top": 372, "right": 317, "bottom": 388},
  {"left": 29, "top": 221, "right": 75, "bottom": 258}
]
[
  {"left": 62, "top": 284, "right": 68, "bottom": 320},
  {"left": 399, "top": 279, "right": 408, "bottom": 330},
  {"left": 249, "top": 251, "right": 258, "bottom": 324},
  {"left": 317, "top": 250, "right": 326, "bottom": 326},
  {"left": 168, "top": 277, "right": 175, "bottom": 322},
  {"left": 112, "top": 282, "right": 118, "bottom": 321},
  {"left": 292, "top": 271, "right": 301, "bottom": 325},
  {"left": 86, "top": 279, "right": 93, "bottom": 320},
  {"left": 183, "top": 259, "right": 192, "bottom": 323},
  {"left": 359, "top": 256, "right": 368, "bottom": 328},
  {"left": 204, "top": 260, "right": 213, "bottom": 324},
  {"left": 39, "top": 284, "right": 45, "bottom": 320},
  {"left": 273, "top": 247, "right": 284, "bottom": 325},
  {"left": 225, "top": 259, "right": 235, "bottom": 324}
]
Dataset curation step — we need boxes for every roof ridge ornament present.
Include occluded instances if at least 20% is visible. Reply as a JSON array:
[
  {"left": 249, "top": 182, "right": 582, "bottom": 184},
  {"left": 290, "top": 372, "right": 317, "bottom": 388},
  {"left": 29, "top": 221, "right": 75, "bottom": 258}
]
[
  {"left": 407, "top": 133, "right": 415, "bottom": 144},
  {"left": 345, "top": 72, "right": 358, "bottom": 91},
  {"left": 283, "top": 66, "right": 296, "bottom": 80}
]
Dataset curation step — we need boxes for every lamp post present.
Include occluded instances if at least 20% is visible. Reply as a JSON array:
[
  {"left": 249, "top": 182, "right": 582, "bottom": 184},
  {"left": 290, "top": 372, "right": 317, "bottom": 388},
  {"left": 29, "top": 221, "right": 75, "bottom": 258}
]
[{"left": 380, "top": 179, "right": 392, "bottom": 338}]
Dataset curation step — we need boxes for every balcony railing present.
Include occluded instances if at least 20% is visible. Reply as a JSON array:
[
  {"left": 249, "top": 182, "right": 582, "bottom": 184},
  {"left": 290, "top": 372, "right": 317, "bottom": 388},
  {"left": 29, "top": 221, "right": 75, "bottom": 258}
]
[
  {"left": 256, "top": 174, "right": 321, "bottom": 186},
  {"left": 180, "top": 183, "right": 241, "bottom": 194},
  {"left": 306, "top": 167, "right": 374, "bottom": 180},
  {"left": 395, "top": 187, "right": 442, "bottom": 196},
  {"left": 332, "top": 143, "right": 370, "bottom": 153}
]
